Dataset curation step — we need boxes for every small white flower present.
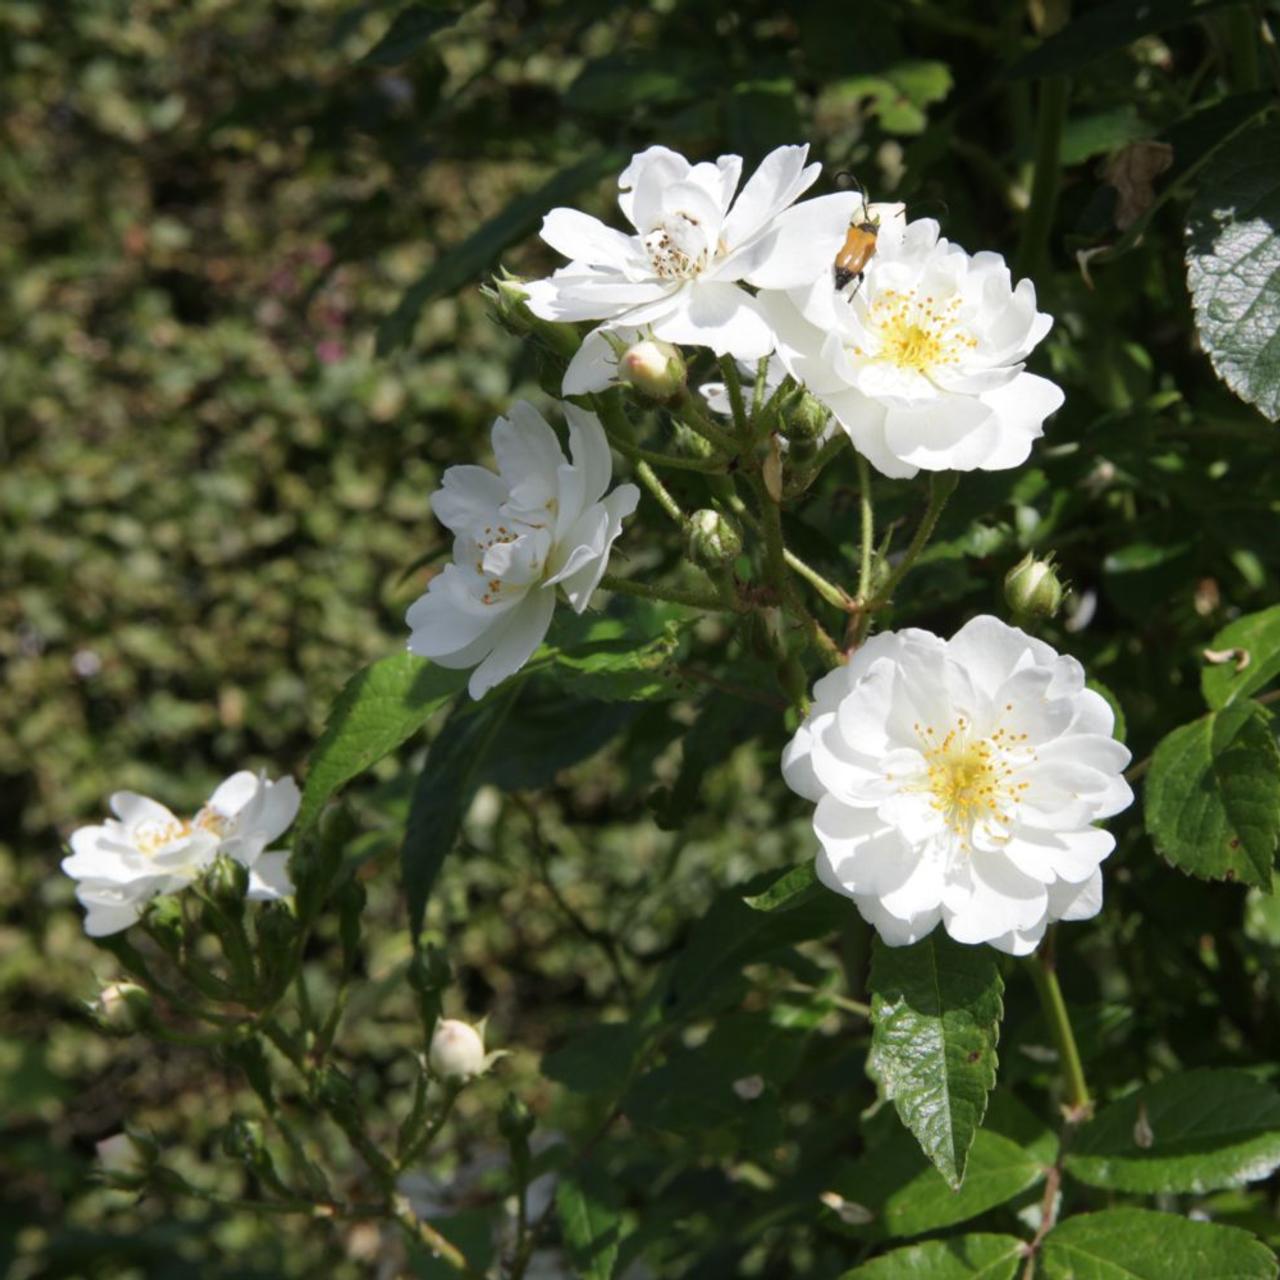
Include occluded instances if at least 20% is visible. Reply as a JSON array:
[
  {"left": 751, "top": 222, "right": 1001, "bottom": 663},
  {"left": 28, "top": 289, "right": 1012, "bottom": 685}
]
[
  {"left": 428, "top": 1018, "right": 505, "bottom": 1081},
  {"left": 95, "top": 1133, "right": 152, "bottom": 1183},
  {"left": 61, "top": 772, "right": 300, "bottom": 937},
  {"left": 525, "top": 144, "right": 857, "bottom": 383},
  {"left": 406, "top": 401, "right": 639, "bottom": 700},
  {"left": 782, "top": 616, "right": 1133, "bottom": 955},
  {"left": 761, "top": 203, "right": 1064, "bottom": 478}
]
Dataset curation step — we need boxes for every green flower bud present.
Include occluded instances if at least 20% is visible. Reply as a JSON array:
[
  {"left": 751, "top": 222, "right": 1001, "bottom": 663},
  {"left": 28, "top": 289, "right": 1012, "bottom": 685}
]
[
  {"left": 221, "top": 1116, "right": 271, "bottom": 1169},
  {"left": 1005, "top": 552, "right": 1066, "bottom": 620},
  {"left": 685, "top": 508, "right": 742, "bottom": 570},
  {"left": 144, "top": 895, "right": 185, "bottom": 958},
  {"left": 223, "top": 1032, "right": 275, "bottom": 1107},
  {"left": 619, "top": 339, "right": 686, "bottom": 400},
  {"left": 482, "top": 271, "right": 579, "bottom": 359},
  {"left": 90, "top": 981, "right": 152, "bottom": 1035},
  {"left": 207, "top": 854, "right": 249, "bottom": 909},
  {"left": 778, "top": 387, "right": 830, "bottom": 442}
]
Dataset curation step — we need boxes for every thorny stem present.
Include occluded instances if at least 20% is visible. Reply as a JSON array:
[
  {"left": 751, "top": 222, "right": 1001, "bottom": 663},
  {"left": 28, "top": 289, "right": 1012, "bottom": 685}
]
[
  {"left": 599, "top": 571, "right": 733, "bottom": 613},
  {"left": 872, "top": 472, "right": 958, "bottom": 608},
  {"left": 1025, "top": 938, "right": 1091, "bottom": 1119},
  {"left": 612, "top": 437, "right": 727, "bottom": 473},
  {"left": 720, "top": 355, "right": 750, "bottom": 443},
  {"left": 856, "top": 453, "right": 874, "bottom": 602},
  {"left": 752, "top": 355, "right": 771, "bottom": 417},
  {"left": 634, "top": 458, "right": 686, "bottom": 526},
  {"left": 783, "top": 547, "right": 854, "bottom": 612}
]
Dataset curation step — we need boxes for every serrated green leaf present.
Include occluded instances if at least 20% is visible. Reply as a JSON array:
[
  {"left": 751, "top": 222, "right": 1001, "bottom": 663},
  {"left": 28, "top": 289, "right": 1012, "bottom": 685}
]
[
  {"left": 1144, "top": 700, "right": 1280, "bottom": 889},
  {"left": 831, "top": 1095, "right": 1055, "bottom": 1240},
  {"left": 841, "top": 1234, "right": 1024, "bottom": 1279},
  {"left": 1202, "top": 605, "right": 1280, "bottom": 708},
  {"left": 359, "top": 5, "right": 458, "bottom": 66},
  {"left": 867, "top": 934, "right": 1004, "bottom": 1189},
  {"left": 298, "top": 654, "right": 467, "bottom": 832},
  {"left": 556, "top": 1166, "right": 621, "bottom": 1280},
  {"left": 1187, "top": 119, "right": 1280, "bottom": 421},
  {"left": 1007, "top": 0, "right": 1238, "bottom": 80},
  {"left": 744, "top": 862, "right": 821, "bottom": 913},
  {"left": 1066, "top": 1069, "right": 1280, "bottom": 1193},
  {"left": 1041, "top": 1209, "right": 1277, "bottom": 1280},
  {"left": 377, "top": 149, "right": 625, "bottom": 353},
  {"left": 542, "top": 605, "right": 693, "bottom": 701}
]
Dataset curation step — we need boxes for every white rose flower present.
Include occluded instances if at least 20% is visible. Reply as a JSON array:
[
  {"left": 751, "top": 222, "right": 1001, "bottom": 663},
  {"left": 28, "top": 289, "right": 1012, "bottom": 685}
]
[
  {"left": 782, "top": 615, "right": 1133, "bottom": 955},
  {"left": 406, "top": 401, "right": 639, "bottom": 700},
  {"left": 61, "top": 771, "right": 300, "bottom": 937},
  {"left": 524, "top": 144, "right": 857, "bottom": 382},
  {"left": 761, "top": 203, "right": 1064, "bottom": 479}
]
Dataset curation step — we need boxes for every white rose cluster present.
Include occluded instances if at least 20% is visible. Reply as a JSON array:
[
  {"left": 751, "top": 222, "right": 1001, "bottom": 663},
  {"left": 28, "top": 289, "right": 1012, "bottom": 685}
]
[{"left": 62, "top": 771, "right": 299, "bottom": 937}]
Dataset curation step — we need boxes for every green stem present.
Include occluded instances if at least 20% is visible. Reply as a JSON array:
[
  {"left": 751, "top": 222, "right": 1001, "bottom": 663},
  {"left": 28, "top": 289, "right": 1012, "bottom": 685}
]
[
  {"left": 783, "top": 548, "right": 853, "bottom": 612},
  {"left": 599, "top": 571, "right": 732, "bottom": 613},
  {"left": 856, "top": 453, "right": 874, "bottom": 601},
  {"left": 634, "top": 459, "right": 686, "bottom": 526},
  {"left": 752, "top": 356, "right": 771, "bottom": 417},
  {"left": 872, "top": 472, "right": 957, "bottom": 608},
  {"left": 719, "top": 356, "right": 750, "bottom": 442},
  {"left": 613, "top": 438, "right": 726, "bottom": 473},
  {"left": 1025, "top": 942, "right": 1091, "bottom": 1118},
  {"left": 391, "top": 1193, "right": 483, "bottom": 1278},
  {"left": 1226, "top": 5, "right": 1262, "bottom": 90},
  {"left": 675, "top": 388, "right": 739, "bottom": 456},
  {"left": 1014, "top": 73, "right": 1070, "bottom": 280}
]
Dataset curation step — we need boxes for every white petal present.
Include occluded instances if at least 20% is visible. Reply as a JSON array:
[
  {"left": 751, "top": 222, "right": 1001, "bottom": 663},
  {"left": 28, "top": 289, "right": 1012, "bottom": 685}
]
[
  {"left": 467, "top": 586, "right": 557, "bottom": 699},
  {"left": 493, "top": 402, "right": 566, "bottom": 489},
  {"left": 822, "top": 388, "right": 919, "bottom": 479},
  {"left": 539, "top": 208, "right": 644, "bottom": 273},
  {"left": 563, "top": 326, "right": 634, "bottom": 395},
  {"left": 110, "top": 792, "right": 178, "bottom": 830},
  {"left": 721, "top": 145, "right": 819, "bottom": 249},
  {"left": 523, "top": 269, "right": 673, "bottom": 323},
  {"left": 1046, "top": 867, "right": 1104, "bottom": 923},
  {"left": 649, "top": 282, "right": 776, "bottom": 361},
  {"left": 431, "top": 465, "right": 509, "bottom": 534},
  {"left": 246, "top": 852, "right": 294, "bottom": 901},
  {"left": 554, "top": 484, "right": 639, "bottom": 610},
  {"left": 207, "top": 771, "right": 259, "bottom": 817},
  {"left": 563, "top": 403, "right": 612, "bottom": 510},
  {"left": 620, "top": 146, "right": 693, "bottom": 230},
  {"left": 83, "top": 900, "right": 146, "bottom": 937},
  {"left": 729, "top": 192, "right": 860, "bottom": 289}
]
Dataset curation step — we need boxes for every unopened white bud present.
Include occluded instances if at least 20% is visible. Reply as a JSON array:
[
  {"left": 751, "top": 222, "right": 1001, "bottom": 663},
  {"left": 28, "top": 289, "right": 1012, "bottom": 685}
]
[
  {"left": 92, "top": 981, "right": 151, "bottom": 1034},
  {"left": 95, "top": 1132, "right": 154, "bottom": 1185},
  {"left": 1004, "top": 552, "right": 1066, "bottom": 620},
  {"left": 620, "top": 339, "right": 686, "bottom": 400},
  {"left": 428, "top": 1018, "right": 501, "bottom": 1081}
]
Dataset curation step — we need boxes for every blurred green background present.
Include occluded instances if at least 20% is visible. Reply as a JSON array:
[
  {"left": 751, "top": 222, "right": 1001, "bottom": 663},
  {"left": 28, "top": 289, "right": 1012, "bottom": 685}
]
[{"left": 5, "top": 1, "right": 1280, "bottom": 1276}]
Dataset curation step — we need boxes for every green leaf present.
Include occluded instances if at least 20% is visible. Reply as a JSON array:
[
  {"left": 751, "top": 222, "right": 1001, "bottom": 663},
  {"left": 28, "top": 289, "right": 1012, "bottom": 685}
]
[
  {"left": 542, "top": 603, "right": 693, "bottom": 701},
  {"left": 831, "top": 1095, "right": 1056, "bottom": 1239},
  {"left": 377, "top": 148, "right": 625, "bottom": 353},
  {"left": 841, "top": 1234, "right": 1024, "bottom": 1279},
  {"left": 1187, "top": 119, "right": 1280, "bottom": 421},
  {"left": 400, "top": 682, "right": 635, "bottom": 934},
  {"left": 1007, "top": 0, "right": 1239, "bottom": 79},
  {"left": 1040, "top": 1209, "right": 1277, "bottom": 1280},
  {"left": 565, "top": 52, "right": 711, "bottom": 116},
  {"left": 1061, "top": 106, "right": 1154, "bottom": 166},
  {"left": 298, "top": 655, "right": 467, "bottom": 832},
  {"left": 665, "top": 874, "right": 849, "bottom": 1018},
  {"left": 359, "top": 5, "right": 458, "bottom": 66},
  {"left": 401, "top": 687, "right": 518, "bottom": 937},
  {"left": 1202, "top": 605, "right": 1280, "bottom": 709},
  {"left": 1066, "top": 1068, "right": 1280, "bottom": 1193},
  {"left": 556, "top": 1165, "right": 621, "bottom": 1280},
  {"left": 744, "top": 862, "right": 821, "bottom": 913},
  {"left": 819, "top": 61, "right": 953, "bottom": 135},
  {"left": 1144, "top": 700, "right": 1280, "bottom": 890},
  {"left": 542, "top": 1022, "right": 647, "bottom": 1097},
  {"left": 867, "top": 934, "right": 1004, "bottom": 1190}
]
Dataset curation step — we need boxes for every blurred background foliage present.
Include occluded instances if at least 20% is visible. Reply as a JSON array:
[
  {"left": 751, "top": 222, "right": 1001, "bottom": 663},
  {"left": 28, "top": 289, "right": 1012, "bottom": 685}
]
[{"left": 4, "top": 0, "right": 1280, "bottom": 1276}]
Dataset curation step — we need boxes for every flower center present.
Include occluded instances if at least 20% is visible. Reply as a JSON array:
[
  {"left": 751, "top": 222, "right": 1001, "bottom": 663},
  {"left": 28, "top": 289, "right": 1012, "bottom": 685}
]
[
  {"left": 134, "top": 817, "right": 193, "bottom": 855},
  {"left": 194, "top": 806, "right": 232, "bottom": 838},
  {"left": 858, "top": 288, "right": 976, "bottom": 374},
  {"left": 644, "top": 214, "right": 710, "bottom": 280},
  {"left": 909, "top": 715, "right": 1033, "bottom": 846}
]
